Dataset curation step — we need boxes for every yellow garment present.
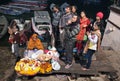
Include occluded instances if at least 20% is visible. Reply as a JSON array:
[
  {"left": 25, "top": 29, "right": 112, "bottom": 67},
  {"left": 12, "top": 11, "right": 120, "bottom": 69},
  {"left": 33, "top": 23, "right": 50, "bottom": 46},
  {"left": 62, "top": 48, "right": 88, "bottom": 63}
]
[
  {"left": 27, "top": 34, "right": 44, "bottom": 50},
  {"left": 83, "top": 30, "right": 101, "bottom": 53},
  {"left": 88, "top": 39, "right": 97, "bottom": 50}
]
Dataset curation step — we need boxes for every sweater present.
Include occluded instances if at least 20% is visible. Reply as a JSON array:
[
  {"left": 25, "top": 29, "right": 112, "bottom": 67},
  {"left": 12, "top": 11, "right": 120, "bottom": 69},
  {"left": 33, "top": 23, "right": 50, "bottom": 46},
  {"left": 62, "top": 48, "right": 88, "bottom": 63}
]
[{"left": 88, "top": 34, "right": 98, "bottom": 50}]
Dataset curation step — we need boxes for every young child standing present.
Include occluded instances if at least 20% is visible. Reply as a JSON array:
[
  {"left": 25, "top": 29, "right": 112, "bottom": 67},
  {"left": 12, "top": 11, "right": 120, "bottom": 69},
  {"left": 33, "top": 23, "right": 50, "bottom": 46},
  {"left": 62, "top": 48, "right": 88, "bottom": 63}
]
[
  {"left": 12, "top": 26, "right": 20, "bottom": 61},
  {"left": 81, "top": 23, "right": 101, "bottom": 70}
]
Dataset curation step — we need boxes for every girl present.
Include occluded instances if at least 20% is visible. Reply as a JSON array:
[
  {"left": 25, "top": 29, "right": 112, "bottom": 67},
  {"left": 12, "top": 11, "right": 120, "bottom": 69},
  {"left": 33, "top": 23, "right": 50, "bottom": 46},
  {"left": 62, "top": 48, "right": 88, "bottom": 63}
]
[
  {"left": 81, "top": 23, "right": 101, "bottom": 70},
  {"left": 76, "top": 11, "right": 90, "bottom": 54},
  {"left": 94, "top": 12, "right": 104, "bottom": 40}
]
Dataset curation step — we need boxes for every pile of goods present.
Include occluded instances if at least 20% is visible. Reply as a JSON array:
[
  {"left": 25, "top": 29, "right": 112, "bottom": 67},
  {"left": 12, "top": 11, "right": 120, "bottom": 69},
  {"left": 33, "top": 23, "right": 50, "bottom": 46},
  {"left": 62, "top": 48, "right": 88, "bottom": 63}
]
[
  {"left": 15, "top": 58, "right": 41, "bottom": 76},
  {"left": 39, "top": 62, "right": 52, "bottom": 74},
  {"left": 37, "top": 54, "right": 52, "bottom": 62},
  {"left": 15, "top": 53, "right": 59, "bottom": 76}
]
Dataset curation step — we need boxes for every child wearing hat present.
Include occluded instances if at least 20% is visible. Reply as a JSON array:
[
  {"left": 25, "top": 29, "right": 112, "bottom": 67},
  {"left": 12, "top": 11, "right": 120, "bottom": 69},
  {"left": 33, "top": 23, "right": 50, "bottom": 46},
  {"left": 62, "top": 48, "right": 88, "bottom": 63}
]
[{"left": 94, "top": 12, "right": 105, "bottom": 40}]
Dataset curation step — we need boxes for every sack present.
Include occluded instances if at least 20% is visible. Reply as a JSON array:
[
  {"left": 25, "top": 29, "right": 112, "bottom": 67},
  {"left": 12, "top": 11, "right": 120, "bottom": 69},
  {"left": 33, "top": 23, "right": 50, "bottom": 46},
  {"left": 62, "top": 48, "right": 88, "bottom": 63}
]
[{"left": 83, "top": 34, "right": 87, "bottom": 41}]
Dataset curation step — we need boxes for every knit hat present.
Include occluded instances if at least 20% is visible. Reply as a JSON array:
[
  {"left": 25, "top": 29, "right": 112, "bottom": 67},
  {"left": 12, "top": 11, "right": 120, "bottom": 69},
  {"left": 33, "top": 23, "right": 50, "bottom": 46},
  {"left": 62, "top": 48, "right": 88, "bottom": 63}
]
[{"left": 96, "top": 12, "right": 104, "bottom": 19}]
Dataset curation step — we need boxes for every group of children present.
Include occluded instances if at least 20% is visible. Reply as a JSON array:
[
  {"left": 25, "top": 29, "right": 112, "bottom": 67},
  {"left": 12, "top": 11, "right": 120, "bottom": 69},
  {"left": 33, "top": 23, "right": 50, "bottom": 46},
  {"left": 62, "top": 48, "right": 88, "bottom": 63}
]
[
  {"left": 51, "top": 4, "right": 104, "bottom": 70},
  {"left": 8, "top": 4, "right": 105, "bottom": 71}
]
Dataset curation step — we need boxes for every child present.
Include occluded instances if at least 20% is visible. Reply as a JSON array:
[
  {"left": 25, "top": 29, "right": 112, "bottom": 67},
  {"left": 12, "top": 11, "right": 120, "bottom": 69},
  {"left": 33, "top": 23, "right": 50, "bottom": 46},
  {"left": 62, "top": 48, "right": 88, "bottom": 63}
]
[
  {"left": 8, "top": 27, "right": 14, "bottom": 53},
  {"left": 64, "top": 15, "right": 80, "bottom": 69},
  {"left": 76, "top": 11, "right": 90, "bottom": 54},
  {"left": 94, "top": 12, "right": 104, "bottom": 40},
  {"left": 12, "top": 25, "right": 21, "bottom": 61},
  {"left": 81, "top": 23, "right": 101, "bottom": 70}
]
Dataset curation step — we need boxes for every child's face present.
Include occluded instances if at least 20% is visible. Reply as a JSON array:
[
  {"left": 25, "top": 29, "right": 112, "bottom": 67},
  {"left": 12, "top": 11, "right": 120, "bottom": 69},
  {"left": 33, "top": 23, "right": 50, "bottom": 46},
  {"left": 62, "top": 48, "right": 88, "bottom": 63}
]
[
  {"left": 72, "top": 6, "right": 76, "bottom": 13},
  {"left": 80, "top": 12, "right": 86, "bottom": 18},
  {"left": 72, "top": 16, "right": 77, "bottom": 22},
  {"left": 93, "top": 24, "right": 99, "bottom": 30},
  {"left": 96, "top": 16, "right": 100, "bottom": 20},
  {"left": 12, "top": 26, "right": 18, "bottom": 33}
]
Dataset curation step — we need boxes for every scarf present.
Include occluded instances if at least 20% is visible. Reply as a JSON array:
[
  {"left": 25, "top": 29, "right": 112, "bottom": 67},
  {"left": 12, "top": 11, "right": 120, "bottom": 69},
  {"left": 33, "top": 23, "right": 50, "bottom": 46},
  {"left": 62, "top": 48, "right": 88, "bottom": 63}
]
[{"left": 83, "top": 30, "right": 101, "bottom": 53}]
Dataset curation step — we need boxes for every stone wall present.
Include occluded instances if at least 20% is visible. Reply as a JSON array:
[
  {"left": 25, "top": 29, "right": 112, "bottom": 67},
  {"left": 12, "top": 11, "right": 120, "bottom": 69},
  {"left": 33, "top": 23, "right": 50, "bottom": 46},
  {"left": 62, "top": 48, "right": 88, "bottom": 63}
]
[{"left": 101, "top": 7, "right": 120, "bottom": 51}]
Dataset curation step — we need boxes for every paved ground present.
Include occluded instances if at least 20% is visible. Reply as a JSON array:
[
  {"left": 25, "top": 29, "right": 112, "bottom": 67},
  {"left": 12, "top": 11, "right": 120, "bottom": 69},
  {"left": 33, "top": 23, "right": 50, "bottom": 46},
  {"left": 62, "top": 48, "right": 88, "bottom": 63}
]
[
  {"left": 103, "top": 50, "right": 120, "bottom": 80},
  {"left": 0, "top": 47, "right": 120, "bottom": 81}
]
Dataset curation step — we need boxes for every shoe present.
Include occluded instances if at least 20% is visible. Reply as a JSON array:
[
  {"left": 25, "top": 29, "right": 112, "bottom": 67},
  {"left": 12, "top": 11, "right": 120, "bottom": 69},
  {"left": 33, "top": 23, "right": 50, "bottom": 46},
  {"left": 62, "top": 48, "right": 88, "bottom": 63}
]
[
  {"left": 65, "top": 64, "right": 72, "bottom": 69},
  {"left": 81, "top": 67, "right": 90, "bottom": 71}
]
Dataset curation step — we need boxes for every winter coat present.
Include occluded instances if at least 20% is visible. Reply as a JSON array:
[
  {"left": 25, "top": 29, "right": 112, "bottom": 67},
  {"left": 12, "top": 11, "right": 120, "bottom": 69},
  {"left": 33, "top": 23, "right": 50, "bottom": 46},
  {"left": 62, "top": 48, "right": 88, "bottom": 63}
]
[
  {"left": 52, "top": 11, "right": 62, "bottom": 26},
  {"left": 59, "top": 13, "right": 73, "bottom": 28}
]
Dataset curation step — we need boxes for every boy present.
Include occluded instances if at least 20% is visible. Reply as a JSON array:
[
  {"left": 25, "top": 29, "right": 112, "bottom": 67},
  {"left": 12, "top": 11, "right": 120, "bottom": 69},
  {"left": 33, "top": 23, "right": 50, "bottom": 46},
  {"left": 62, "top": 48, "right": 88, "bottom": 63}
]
[{"left": 64, "top": 15, "right": 80, "bottom": 69}]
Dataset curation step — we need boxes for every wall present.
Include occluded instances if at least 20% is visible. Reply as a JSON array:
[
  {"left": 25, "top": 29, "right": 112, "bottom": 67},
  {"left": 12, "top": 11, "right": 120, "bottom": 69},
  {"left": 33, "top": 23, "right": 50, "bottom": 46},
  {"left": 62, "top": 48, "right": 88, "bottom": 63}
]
[{"left": 101, "top": 7, "right": 120, "bottom": 51}]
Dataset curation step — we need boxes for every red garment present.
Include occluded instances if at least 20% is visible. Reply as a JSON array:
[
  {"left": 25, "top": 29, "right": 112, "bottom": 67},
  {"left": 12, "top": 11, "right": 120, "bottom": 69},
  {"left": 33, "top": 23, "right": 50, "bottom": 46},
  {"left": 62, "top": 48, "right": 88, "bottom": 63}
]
[
  {"left": 8, "top": 38, "right": 13, "bottom": 44},
  {"left": 96, "top": 12, "right": 104, "bottom": 19},
  {"left": 76, "top": 42, "right": 83, "bottom": 53},
  {"left": 76, "top": 17, "right": 90, "bottom": 41},
  {"left": 76, "top": 17, "right": 90, "bottom": 52},
  {"left": 20, "top": 33, "right": 28, "bottom": 44},
  {"left": 13, "top": 32, "right": 20, "bottom": 44}
]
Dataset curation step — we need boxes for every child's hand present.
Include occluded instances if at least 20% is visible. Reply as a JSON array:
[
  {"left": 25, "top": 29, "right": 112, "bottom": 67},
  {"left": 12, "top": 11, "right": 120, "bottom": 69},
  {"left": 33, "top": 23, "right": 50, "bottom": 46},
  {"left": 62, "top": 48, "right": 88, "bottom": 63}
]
[
  {"left": 66, "top": 20, "right": 72, "bottom": 25},
  {"left": 83, "top": 25, "right": 87, "bottom": 27},
  {"left": 86, "top": 31, "right": 90, "bottom": 36},
  {"left": 8, "top": 27, "right": 13, "bottom": 35}
]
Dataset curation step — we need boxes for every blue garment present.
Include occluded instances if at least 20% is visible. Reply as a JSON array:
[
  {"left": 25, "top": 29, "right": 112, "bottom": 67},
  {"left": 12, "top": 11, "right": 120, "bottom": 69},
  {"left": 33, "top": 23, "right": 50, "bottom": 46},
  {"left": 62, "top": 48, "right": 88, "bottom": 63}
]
[
  {"left": 38, "top": 35, "right": 44, "bottom": 41},
  {"left": 84, "top": 49, "right": 95, "bottom": 69}
]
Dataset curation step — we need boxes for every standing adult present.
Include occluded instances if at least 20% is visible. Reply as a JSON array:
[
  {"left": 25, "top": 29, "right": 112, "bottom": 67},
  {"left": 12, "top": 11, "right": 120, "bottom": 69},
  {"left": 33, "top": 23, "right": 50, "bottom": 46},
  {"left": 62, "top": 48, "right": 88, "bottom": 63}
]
[
  {"left": 51, "top": 5, "right": 62, "bottom": 46},
  {"left": 59, "top": 5, "right": 73, "bottom": 48}
]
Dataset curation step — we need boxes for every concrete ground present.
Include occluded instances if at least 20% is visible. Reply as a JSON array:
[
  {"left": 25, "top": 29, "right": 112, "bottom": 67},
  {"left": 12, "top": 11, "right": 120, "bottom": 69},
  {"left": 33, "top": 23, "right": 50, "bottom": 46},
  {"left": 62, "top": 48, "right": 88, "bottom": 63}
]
[
  {"left": 0, "top": 47, "right": 120, "bottom": 81},
  {"left": 103, "top": 50, "right": 120, "bottom": 80}
]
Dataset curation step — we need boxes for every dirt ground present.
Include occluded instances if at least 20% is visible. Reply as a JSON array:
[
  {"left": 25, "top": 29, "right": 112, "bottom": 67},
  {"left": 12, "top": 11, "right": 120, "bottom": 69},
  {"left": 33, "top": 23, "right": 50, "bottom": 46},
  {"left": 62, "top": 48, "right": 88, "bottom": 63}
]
[{"left": 0, "top": 47, "right": 15, "bottom": 81}]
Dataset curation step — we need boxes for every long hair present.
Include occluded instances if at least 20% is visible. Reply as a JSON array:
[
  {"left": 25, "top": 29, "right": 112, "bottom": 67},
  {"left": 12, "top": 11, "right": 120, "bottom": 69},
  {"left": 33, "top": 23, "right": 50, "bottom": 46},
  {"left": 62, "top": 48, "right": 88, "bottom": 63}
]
[{"left": 9, "top": 20, "right": 17, "bottom": 28}]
